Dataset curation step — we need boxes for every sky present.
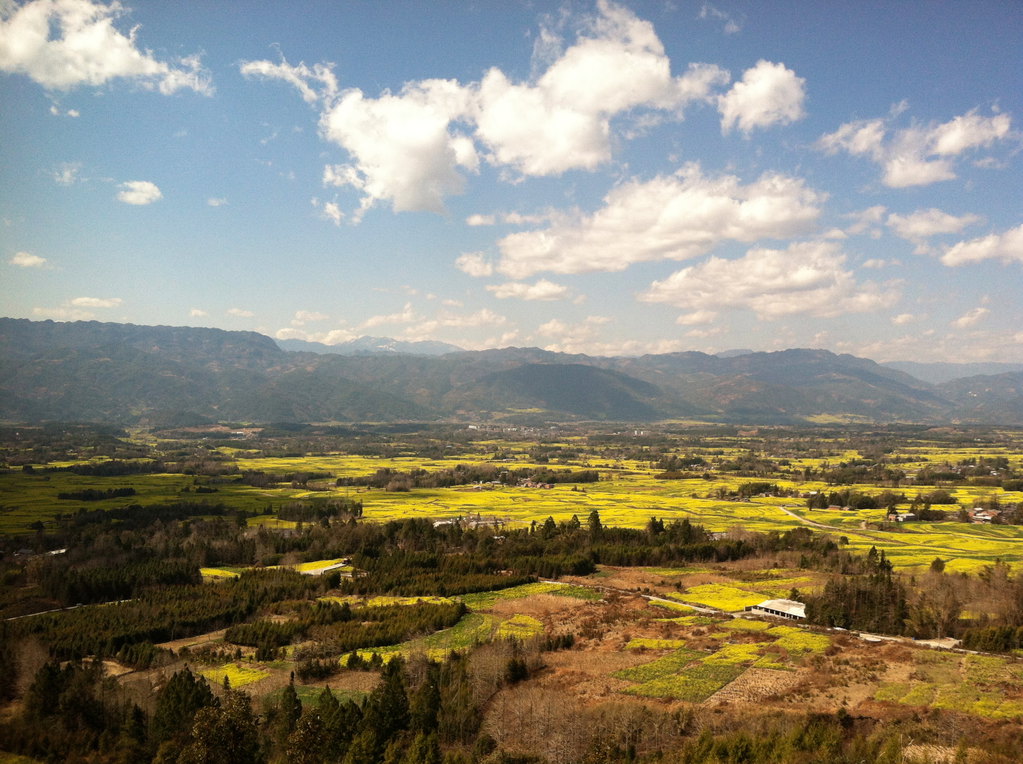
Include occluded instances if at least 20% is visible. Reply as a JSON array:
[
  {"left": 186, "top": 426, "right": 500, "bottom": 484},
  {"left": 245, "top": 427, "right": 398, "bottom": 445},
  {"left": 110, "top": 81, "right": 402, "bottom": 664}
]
[{"left": 1, "top": 0, "right": 1021, "bottom": 363}]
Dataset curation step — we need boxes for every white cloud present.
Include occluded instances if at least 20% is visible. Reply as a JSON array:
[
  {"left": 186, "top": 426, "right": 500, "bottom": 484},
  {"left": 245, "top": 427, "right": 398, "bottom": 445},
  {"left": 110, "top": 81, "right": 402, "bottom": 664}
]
[
  {"left": 319, "top": 79, "right": 477, "bottom": 219},
  {"left": 699, "top": 3, "right": 743, "bottom": 34},
  {"left": 116, "top": 180, "right": 161, "bottom": 205},
  {"left": 685, "top": 326, "right": 726, "bottom": 339},
  {"left": 240, "top": 55, "right": 337, "bottom": 104},
  {"left": 887, "top": 208, "right": 982, "bottom": 253},
  {"left": 189, "top": 308, "right": 208, "bottom": 318},
  {"left": 0, "top": 0, "right": 212, "bottom": 94},
  {"left": 676, "top": 310, "right": 718, "bottom": 325},
  {"left": 844, "top": 205, "right": 887, "bottom": 236},
  {"left": 535, "top": 315, "right": 611, "bottom": 353},
  {"left": 9, "top": 251, "right": 48, "bottom": 268},
  {"left": 455, "top": 252, "right": 494, "bottom": 278},
  {"left": 361, "top": 302, "right": 418, "bottom": 329},
  {"left": 862, "top": 258, "right": 889, "bottom": 269},
  {"left": 32, "top": 306, "right": 94, "bottom": 320},
  {"left": 52, "top": 161, "right": 82, "bottom": 186},
  {"left": 466, "top": 213, "right": 496, "bottom": 226},
  {"left": 70, "top": 296, "right": 120, "bottom": 308},
  {"left": 486, "top": 279, "right": 570, "bottom": 301},
  {"left": 207, "top": 197, "right": 228, "bottom": 207},
  {"left": 246, "top": 1, "right": 730, "bottom": 221},
  {"left": 275, "top": 327, "right": 358, "bottom": 345},
  {"left": 401, "top": 308, "right": 509, "bottom": 342},
  {"left": 951, "top": 307, "right": 990, "bottom": 328},
  {"left": 819, "top": 108, "right": 1013, "bottom": 188},
  {"left": 33, "top": 294, "right": 121, "bottom": 320},
  {"left": 941, "top": 223, "right": 1023, "bottom": 266},
  {"left": 475, "top": 1, "right": 728, "bottom": 176},
  {"left": 291, "top": 310, "right": 329, "bottom": 326},
  {"left": 718, "top": 60, "right": 805, "bottom": 134},
  {"left": 640, "top": 241, "right": 900, "bottom": 319},
  {"left": 496, "top": 163, "right": 823, "bottom": 278},
  {"left": 891, "top": 313, "right": 917, "bottom": 325},
  {"left": 227, "top": 307, "right": 255, "bottom": 318},
  {"left": 310, "top": 198, "right": 343, "bottom": 226}
]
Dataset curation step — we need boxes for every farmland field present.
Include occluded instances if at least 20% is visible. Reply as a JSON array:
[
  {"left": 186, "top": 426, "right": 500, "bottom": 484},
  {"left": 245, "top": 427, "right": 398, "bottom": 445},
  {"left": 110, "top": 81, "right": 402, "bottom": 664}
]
[{"left": 7, "top": 442, "right": 1023, "bottom": 573}]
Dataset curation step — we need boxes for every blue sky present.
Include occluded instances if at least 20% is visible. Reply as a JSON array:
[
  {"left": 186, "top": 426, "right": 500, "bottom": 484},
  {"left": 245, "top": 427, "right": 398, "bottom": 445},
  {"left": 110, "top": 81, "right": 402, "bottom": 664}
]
[{"left": 2, "top": 0, "right": 1021, "bottom": 362}]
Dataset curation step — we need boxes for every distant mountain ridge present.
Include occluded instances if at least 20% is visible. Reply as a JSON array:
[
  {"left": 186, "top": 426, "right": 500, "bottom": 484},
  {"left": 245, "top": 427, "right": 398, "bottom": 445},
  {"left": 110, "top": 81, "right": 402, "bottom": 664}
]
[
  {"left": 2, "top": 318, "right": 1022, "bottom": 425},
  {"left": 883, "top": 360, "right": 1023, "bottom": 385},
  {"left": 276, "top": 335, "right": 463, "bottom": 356}
]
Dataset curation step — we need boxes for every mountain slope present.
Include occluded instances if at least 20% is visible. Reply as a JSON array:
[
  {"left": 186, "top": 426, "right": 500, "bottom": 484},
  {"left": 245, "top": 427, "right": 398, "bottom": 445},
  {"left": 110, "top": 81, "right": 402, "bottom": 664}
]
[{"left": 4, "top": 318, "right": 1021, "bottom": 424}]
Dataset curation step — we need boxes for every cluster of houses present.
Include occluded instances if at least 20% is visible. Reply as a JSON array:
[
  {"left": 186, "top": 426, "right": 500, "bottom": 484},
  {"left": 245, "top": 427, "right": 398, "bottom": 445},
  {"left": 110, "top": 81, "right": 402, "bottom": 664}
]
[{"left": 968, "top": 507, "right": 1002, "bottom": 523}]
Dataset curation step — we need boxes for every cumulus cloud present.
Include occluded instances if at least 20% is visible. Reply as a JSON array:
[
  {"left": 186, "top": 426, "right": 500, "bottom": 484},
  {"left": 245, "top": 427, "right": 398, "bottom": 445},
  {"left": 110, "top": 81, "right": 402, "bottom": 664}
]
[
  {"left": 819, "top": 108, "right": 1013, "bottom": 188},
  {"left": 227, "top": 307, "right": 254, "bottom": 318},
  {"left": 941, "top": 223, "right": 1023, "bottom": 266},
  {"left": 466, "top": 213, "right": 496, "bottom": 226},
  {"left": 718, "top": 60, "right": 805, "bottom": 134},
  {"left": 189, "top": 308, "right": 208, "bottom": 317},
  {"left": 0, "top": 0, "right": 212, "bottom": 94},
  {"left": 32, "top": 294, "right": 121, "bottom": 320},
  {"left": 887, "top": 208, "right": 983, "bottom": 254},
  {"left": 535, "top": 315, "right": 611, "bottom": 353},
  {"left": 401, "top": 308, "right": 509, "bottom": 342},
  {"left": 52, "top": 161, "right": 83, "bottom": 186},
  {"left": 495, "top": 163, "right": 823, "bottom": 278},
  {"left": 33, "top": 306, "right": 95, "bottom": 320},
  {"left": 455, "top": 252, "right": 494, "bottom": 278},
  {"left": 361, "top": 302, "right": 418, "bottom": 329},
  {"left": 291, "top": 310, "right": 329, "bottom": 326},
  {"left": 475, "top": 1, "right": 728, "bottom": 176},
  {"left": 640, "top": 241, "right": 900, "bottom": 319},
  {"left": 71, "top": 296, "right": 121, "bottom": 308},
  {"left": 207, "top": 197, "right": 228, "bottom": 207},
  {"left": 486, "top": 279, "right": 570, "bottom": 301},
  {"left": 311, "top": 198, "right": 343, "bottom": 226},
  {"left": 951, "top": 307, "right": 990, "bottom": 328},
  {"left": 319, "top": 79, "right": 477, "bottom": 219},
  {"left": 243, "top": 1, "right": 731, "bottom": 220},
  {"left": 275, "top": 327, "right": 358, "bottom": 345},
  {"left": 699, "top": 3, "right": 743, "bottom": 34},
  {"left": 676, "top": 309, "right": 718, "bottom": 325},
  {"left": 891, "top": 313, "right": 917, "bottom": 325},
  {"left": 116, "top": 180, "right": 162, "bottom": 205},
  {"left": 9, "top": 251, "right": 48, "bottom": 267}
]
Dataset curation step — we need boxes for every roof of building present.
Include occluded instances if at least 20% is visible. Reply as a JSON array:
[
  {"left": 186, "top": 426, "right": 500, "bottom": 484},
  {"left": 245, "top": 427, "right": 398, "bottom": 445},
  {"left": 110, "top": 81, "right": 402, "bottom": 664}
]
[{"left": 752, "top": 598, "right": 806, "bottom": 618}]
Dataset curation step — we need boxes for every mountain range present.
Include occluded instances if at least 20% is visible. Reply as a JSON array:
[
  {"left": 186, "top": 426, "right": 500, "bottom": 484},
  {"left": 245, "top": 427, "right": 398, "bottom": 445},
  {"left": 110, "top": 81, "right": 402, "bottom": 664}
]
[{"left": 2, "top": 318, "right": 1021, "bottom": 425}]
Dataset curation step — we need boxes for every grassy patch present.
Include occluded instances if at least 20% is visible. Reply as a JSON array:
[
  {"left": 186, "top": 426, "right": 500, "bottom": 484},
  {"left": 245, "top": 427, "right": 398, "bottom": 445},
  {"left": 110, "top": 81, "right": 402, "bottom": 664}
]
[
  {"left": 612, "top": 648, "right": 707, "bottom": 683},
  {"left": 496, "top": 614, "right": 544, "bottom": 640},
  {"left": 624, "top": 662, "right": 746, "bottom": 702},
  {"left": 767, "top": 625, "right": 831, "bottom": 654},
  {"left": 460, "top": 582, "right": 597, "bottom": 610},
  {"left": 625, "top": 638, "right": 689, "bottom": 650},
  {"left": 671, "top": 584, "right": 766, "bottom": 611},
  {"left": 722, "top": 619, "right": 773, "bottom": 632},
  {"left": 201, "top": 662, "right": 270, "bottom": 688}
]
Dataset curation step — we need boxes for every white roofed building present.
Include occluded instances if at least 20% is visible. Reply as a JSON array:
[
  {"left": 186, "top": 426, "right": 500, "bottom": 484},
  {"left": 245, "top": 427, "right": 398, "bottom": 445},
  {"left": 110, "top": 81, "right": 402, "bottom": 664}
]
[{"left": 746, "top": 598, "right": 806, "bottom": 620}]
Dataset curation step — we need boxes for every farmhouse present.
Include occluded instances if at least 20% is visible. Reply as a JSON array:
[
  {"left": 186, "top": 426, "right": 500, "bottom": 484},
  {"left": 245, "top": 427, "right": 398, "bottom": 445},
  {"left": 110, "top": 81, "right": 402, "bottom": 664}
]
[
  {"left": 745, "top": 598, "right": 806, "bottom": 620},
  {"left": 970, "top": 508, "right": 1001, "bottom": 523}
]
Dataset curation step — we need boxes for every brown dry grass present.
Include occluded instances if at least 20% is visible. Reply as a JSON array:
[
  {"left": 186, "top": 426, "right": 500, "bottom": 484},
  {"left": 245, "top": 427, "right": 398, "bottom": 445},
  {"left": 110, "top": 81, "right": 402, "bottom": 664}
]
[{"left": 156, "top": 628, "right": 227, "bottom": 652}]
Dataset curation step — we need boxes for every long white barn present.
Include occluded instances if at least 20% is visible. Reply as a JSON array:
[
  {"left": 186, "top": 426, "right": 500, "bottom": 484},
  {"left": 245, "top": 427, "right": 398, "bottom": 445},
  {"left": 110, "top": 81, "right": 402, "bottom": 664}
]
[{"left": 745, "top": 598, "right": 806, "bottom": 620}]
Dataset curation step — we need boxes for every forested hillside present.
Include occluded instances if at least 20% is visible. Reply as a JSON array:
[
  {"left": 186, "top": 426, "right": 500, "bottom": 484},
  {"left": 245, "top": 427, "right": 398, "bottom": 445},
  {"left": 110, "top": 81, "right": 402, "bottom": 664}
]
[{"left": 3, "top": 318, "right": 1021, "bottom": 425}]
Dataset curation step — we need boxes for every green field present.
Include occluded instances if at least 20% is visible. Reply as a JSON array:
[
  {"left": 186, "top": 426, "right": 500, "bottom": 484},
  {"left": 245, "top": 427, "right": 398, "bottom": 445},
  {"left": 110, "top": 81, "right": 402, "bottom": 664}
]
[{"left": 4, "top": 436, "right": 1023, "bottom": 574}]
